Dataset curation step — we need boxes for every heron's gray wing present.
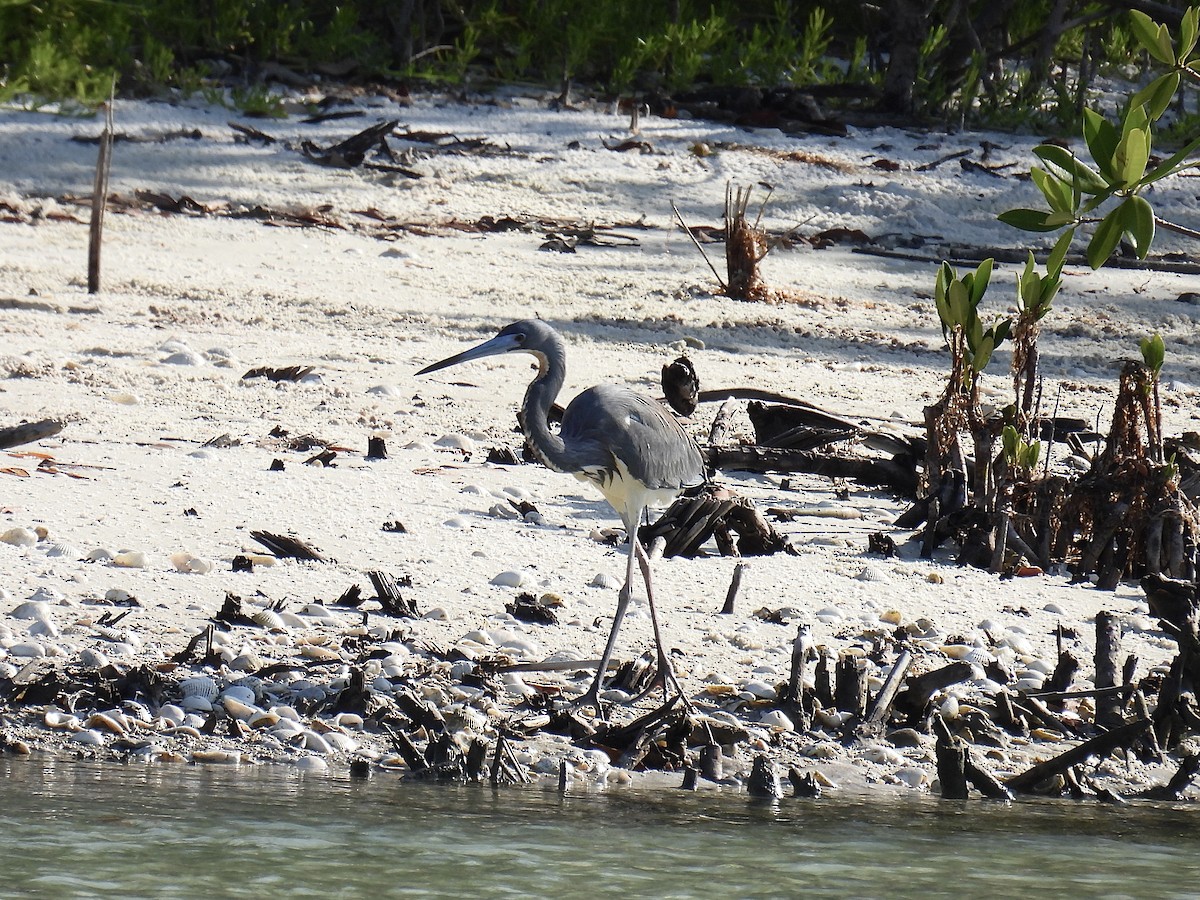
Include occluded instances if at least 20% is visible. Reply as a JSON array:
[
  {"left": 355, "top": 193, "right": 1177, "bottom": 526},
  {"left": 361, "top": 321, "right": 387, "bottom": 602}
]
[{"left": 560, "top": 385, "right": 705, "bottom": 492}]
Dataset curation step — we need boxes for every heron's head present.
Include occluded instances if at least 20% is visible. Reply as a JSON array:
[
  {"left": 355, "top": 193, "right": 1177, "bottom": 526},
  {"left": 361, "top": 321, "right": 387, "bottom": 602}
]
[{"left": 416, "top": 319, "right": 559, "bottom": 376}]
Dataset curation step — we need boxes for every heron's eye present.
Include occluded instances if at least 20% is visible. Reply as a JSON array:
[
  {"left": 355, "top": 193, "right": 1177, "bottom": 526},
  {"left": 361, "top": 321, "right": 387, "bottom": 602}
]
[{"left": 515, "top": 333, "right": 526, "bottom": 343}]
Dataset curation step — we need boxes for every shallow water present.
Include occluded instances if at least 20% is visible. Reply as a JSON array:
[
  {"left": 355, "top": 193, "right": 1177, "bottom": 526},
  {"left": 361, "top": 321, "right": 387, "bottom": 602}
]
[{"left": 1, "top": 757, "right": 1198, "bottom": 898}]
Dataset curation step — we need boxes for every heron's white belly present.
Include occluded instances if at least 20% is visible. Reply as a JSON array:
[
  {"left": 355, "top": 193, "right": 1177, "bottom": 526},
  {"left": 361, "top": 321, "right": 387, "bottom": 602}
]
[{"left": 575, "top": 457, "right": 680, "bottom": 529}]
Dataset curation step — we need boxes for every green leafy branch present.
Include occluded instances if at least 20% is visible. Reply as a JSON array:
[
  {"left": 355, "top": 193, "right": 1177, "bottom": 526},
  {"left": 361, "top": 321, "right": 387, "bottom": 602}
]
[
  {"left": 935, "top": 258, "right": 1011, "bottom": 387},
  {"left": 1000, "top": 6, "right": 1200, "bottom": 269}
]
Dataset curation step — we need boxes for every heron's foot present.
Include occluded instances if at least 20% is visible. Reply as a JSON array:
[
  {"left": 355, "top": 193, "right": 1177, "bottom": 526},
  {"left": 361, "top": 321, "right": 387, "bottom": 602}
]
[
  {"left": 568, "top": 684, "right": 612, "bottom": 720},
  {"left": 629, "top": 656, "right": 694, "bottom": 713}
]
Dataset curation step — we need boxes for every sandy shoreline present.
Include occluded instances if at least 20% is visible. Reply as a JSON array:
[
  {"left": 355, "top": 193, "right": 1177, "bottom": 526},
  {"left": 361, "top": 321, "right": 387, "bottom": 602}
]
[{"left": 1, "top": 87, "right": 1198, "bottom": 799}]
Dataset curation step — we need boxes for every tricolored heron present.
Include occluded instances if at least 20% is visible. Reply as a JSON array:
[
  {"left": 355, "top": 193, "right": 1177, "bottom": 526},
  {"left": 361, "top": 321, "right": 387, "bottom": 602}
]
[{"left": 417, "top": 319, "right": 705, "bottom": 710}]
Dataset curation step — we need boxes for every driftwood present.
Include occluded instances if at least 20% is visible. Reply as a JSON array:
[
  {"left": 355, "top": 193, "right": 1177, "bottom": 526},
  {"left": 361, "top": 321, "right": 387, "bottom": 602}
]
[
  {"left": 299, "top": 119, "right": 401, "bottom": 169},
  {"left": 834, "top": 654, "right": 868, "bottom": 718},
  {"left": 746, "top": 400, "right": 859, "bottom": 450},
  {"left": 0, "top": 419, "right": 64, "bottom": 450},
  {"left": 88, "top": 92, "right": 114, "bottom": 294},
  {"left": 1004, "top": 718, "right": 1153, "bottom": 794},
  {"left": 367, "top": 570, "right": 418, "bottom": 618},
  {"left": 249, "top": 530, "right": 326, "bottom": 561},
  {"left": 894, "top": 661, "right": 974, "bottom": 718},
  {"left": 705, "top": 445, "right": 919, "bottom": 494},
  {"left": 640, "top": 484, "right": 790, "bottom": 558},
  {"left": 747, "top": 755, "right": 783, "bottom": 799},
  {"left": 719, "top": 562, "right": 747, "bottom": 614},
  {"left": 862, "top": 650, "right": 913, "bottom": 733},
  {"left": 1095, "top": 611, "right": 1125, "bottom": 728}
]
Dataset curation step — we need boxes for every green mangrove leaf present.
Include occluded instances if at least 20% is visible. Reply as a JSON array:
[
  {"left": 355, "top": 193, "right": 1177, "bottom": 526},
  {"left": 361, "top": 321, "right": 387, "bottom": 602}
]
[{"left": 1087, "top": 204, "right": 1126, "bottom": 269}]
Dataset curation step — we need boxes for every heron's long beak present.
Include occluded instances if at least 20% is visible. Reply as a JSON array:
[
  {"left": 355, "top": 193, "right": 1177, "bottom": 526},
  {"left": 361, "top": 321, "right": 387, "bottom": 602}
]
[{"left": 415, "top": 332, "right": 522, "bottom": 376}]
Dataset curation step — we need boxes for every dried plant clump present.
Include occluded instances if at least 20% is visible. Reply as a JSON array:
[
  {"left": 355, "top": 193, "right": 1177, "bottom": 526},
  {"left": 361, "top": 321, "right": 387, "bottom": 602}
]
[{"left": 724, "top": 184, "right": 771, "bottom": 303}]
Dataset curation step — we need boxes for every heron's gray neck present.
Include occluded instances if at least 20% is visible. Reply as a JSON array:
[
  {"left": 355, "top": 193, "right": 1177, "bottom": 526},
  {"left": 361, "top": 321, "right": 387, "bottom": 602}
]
[{"left": 519, "top": 341, "right": 576, "bottom": 474}]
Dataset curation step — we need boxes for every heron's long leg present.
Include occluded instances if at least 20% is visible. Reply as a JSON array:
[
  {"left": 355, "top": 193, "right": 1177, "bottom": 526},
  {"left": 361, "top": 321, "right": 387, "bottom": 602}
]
[
  {"left": 632, "top": 536, "right": 686, "bottom": 704},
  {"left": 573, "top": 529, "right": 639, "bottom": 711}
]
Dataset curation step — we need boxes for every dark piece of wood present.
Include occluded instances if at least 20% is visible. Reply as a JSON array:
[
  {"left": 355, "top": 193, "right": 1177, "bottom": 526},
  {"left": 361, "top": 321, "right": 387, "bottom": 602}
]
[
  {"left": 299, "top": 119, "right": 400, "bottom": 168},
  {"left": 241, "top": 365, "right": 314, "bottom": 382},
  {"left": 213, "top": 592, "right": 256, "bottom": 627},
  {"left": 662, "top": 356, "right": 699, "bottom": 417},
  {"left": 1141, "top": 753, "right": 1200, "bottom": 801},
  {"left": 464, "top": 738, "right": 487, "bottom": 781},
  {"left": 747, "top": 755, "right": 782, "bottom": 799},
  {"left": 0, "top": 419, "right": 64, "bottom": 450},
  {"left": 894, "top": 661, "right": 974, "bottom": 717},
  {"left": 746, "top": 400, "right": 859, "bottom": 450},
  {"left": 705, "top": 445, "right": 919, "bottom": 495},
  {"left": 1004, "top": 718, "right": 1153, "bottom": 794},
  {"left": 834, "top": 654, "right": 868, "bottom": 718},
  {"left": 1045, "top": 648, "right": 1080, "bottom": 695},
  {"left": 231, "top": 555, "right": 254, "bottom": 572},
  {"left": 720, "top": 562, "right": 747, "bottom": 614},
  {"left": 707, "top": 398, "right": 740, "bottom": 446},
  {"left": 384, "top": 723, "right": 428, "bottom": 774},
  {"left": 367, "top": 570, "right": 418, "bottom": 618},
  {"left": 88, "top": 94, "right": 114, "bottom": 294},
  {"left": 699, "top": 742, "right": 724, "bottom": 782},
  {"left": 249, "top": 530, "right": 326, "bottom": 561},
  {"left": 863, "top": 650, "right": 913, "bottom": 732},
  {"left": 814, "top": 650, "right": 835, "bottom": 708},
  {"left": 789, "top": 768, "right": 822, "bottom": 798},
  {"left": 506, "top": 592, "right": 557, "bottom": 625},
  {"left": 680, "top": 766, "right": 699, "bottom": 790},
  {"left": 963, "top": 752, "right": 1014, "bottom": 800},
  {"left": 783, "top": 624, "right": 812, "bottom": 708},
  {"left": 934, "top": 715, "right": 969, "bottom": 800},
  {"left": 1095, "top": 610, "right": 1125, "bottom": 727},
  {"left": 1141, "top": 573, "right": 1195, "bottom": 633},
  {"left": 366, "top": 436, "right": 388, "bottom": 460}
]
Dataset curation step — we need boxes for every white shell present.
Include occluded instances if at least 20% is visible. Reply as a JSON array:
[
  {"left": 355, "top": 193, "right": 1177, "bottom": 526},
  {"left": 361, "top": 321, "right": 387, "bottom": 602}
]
[
  {"left": 294, "top": 755, "right": 329, "bottom": 773},
  {"left": 758, "top": 709, "right": 795, "bottom": 731},
  {"left": 79, "top": 647, "right": 110, "bottom": 668},
  {"left": 222, "top": 697, "right": 258, "bottom": 720},
  {"left": 86, "top": 712, "right": 127, "bottom": 735},
  {"left": 252, "top": 609, "right": 286, "bottom": 630},
  {"left": 112, "top": 550, "right": 149, "bottom": 568},
  {"left": 590, "top": 572, "right": 620, "bottom": 589},
  {"left": 45, "top": 709, "right": 80, "bottom": 729},
  {"left": 192, "top": 749, "right": 242, "bottom": 764},
  {"left": 248, "top": 710, "right": 281, "bottom": 729},
  {"left": 9, "top": 600, "right": 49, "bottom": 620},
  {"left": 158, "top": 704, "right": 186, "bottom": 726},
  {"left": 28, "top": 619, "right": 60, "bottom": 638},
  {"left": 180, "top": 695, "right": 213, "bottom": 713},
  {"left": 301, "top": 644, "right": 341, "bottom": 661},
  {"left": 300, "top": 730, "right": 333, "bottom": 754},
  {"left": 0, "top": 527, "right": 37, "bottom": 547},
  {"left": 43, "top": 542, "right": 80, "bottom": 559},
  {"left": 221, "top": 685, "right": 256, "bottom": 705},
  {"left": 490, "top": 570, "right": 526, "bottom": 588},
  {"left": 179, "top": 676, "right": 219, "bottom": 700},
  {"left": 170, "top": 552, "right": 213, "bottom": 574},
  {"left": 9, "top": 641, "right": 45, "bottom": 658}
]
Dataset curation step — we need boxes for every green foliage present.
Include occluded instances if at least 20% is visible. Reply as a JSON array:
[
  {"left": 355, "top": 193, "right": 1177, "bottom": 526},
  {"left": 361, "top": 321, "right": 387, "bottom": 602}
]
[
  {"left": 1141, "top": 332, "right": 1166, "bottom": 377},
  {"left": 1000, "top": 6, "right": 1200, "bottom": 269},
  {"left": 1001, "top": 425, "right": 1041, "bottom": 476},
  {"left": 935, "top": 258, "right": 1011, "bottom": 381},
  {"left": 1015, "top": 242, "right": 1067, "bottom": 323}
]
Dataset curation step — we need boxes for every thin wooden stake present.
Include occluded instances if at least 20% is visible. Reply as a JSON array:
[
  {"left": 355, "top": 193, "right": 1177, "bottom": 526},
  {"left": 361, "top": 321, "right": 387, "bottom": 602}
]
[
  {"left": 88, "top": 83, "right": 115, "bottom": 295},
  {"left": 671, "top": 201, "right": 726, "bottom": 290},
  {"left": 719, "top": 561, "right": 746, "bottom": 614}
]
